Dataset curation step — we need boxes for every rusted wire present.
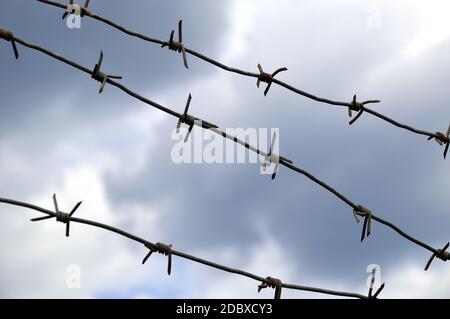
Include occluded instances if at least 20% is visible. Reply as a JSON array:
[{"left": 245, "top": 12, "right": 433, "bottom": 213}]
[
  {"left": 1, "top": 32, "right": 448, "bottom": 271},
  {"left": 37, "top": 0, "right": 450, "bottom": 157},
  {"left": 0, "top": 196, "right": 372, "bottom": 299}
]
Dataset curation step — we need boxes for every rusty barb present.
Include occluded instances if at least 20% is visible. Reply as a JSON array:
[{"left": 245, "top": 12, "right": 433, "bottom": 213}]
[
  {"left": 30, "top": 194, "right": 82, "bottom": 237},
  {"left": 161, "top": 20, "right": 188, "bottom": 69},
  {"left": 353, "top": 205, "right": 372, "bottom": 242},
  {"left": 428, "top": 124, "right": 450, "bottom": 159},
  {"left": 143, "top": 241, "right": 173, "bottom": 275},
  {"left": 425, "top": 242, "right": 450, "bottom": 271},
  {"left": 261, "top": 131, "right": 293, "bottom": 180},
  {"left": 175, "top": 94, "right": 218, "bottom": 143},
  {"left": 258, "top": 276, "right": 282, "bottom": 299},
  {"left": 0, "top": 28, "right": 19, "bottom": 59},
  {"left": 348, "top": 95, "right": 381, "bottom": 125},
  {"left": 62, "top": 0, "right": 90, "bottom": 19},
  {"left": 91, "top": 51, "right": 122, "bottom": 94},
  {"left": 367, "top": 267, "right": 385, "bottom": 299},
  {"left": 256, "top": 64, "right": 288, "bottom": 96}
]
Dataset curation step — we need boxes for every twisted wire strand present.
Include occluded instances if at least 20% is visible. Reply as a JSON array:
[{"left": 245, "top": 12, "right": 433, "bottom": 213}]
[
  {"left": 0, "top": 197, "right": 369, "bottom": 299},
  {"left": 37, "top": 0, "right": 449, "bottom": 146}
]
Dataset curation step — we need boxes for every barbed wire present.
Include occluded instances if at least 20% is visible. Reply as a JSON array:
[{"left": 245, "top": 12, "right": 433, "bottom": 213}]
[
  {"left": 1, "top": 30, "right": 449, "bottom": 272},
  {"left": 37, "top": 0, "right": 450, "bottom": 159},
  {"left": 0, "top": 195, "right": 383, "bottom": 299}
]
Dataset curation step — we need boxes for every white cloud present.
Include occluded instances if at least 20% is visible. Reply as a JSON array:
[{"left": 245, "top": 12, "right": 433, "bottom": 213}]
[
  {"left": 403, "top": 0, "right": 450, "bottom": 58},
  {"left": 370, "top": 260, "right": 450, "bottom": 298}
]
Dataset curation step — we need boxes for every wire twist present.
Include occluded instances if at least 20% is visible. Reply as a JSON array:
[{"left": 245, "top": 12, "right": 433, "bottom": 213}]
[
  {"left": 256, "top": 64, "right": 288, "bottom": 96},
  {"left": 257, "top": 276, "right": 283, "bottom": 299},
  {"left": 142, "top": 241, "right": 173, "bottom": 275},
  {"left": 30, "top": 194, "right": 82, "bottom": 237},
  {"left": 424, "top": 242, "right": 450, "bottom": 271},
  {"left": 427, "top": 125, "right": 450, "bottom": 159},
  {"left": 161, "top": 20, "right": 188, "bottom": 69},
  {"left": 91, "top": 51, "right": 122, "bottom": 94},
  {"left": 353, "top": 205, "right": 373, "bottom": 242},
  {"left": 0, "top": 28, "right": 19, "bottom": 59},
  {"left": 175, "top": 94, "right": 219, "bottom": 142},
  {"left": 348, "top": 95, "right": 381, "bottom": 125}
]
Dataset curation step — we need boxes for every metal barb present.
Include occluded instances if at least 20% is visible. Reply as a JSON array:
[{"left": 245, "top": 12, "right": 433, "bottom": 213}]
[
  {"left": 142, "top": 241, "right": 173, "bottom": 275},
  {"left": 367, "top": 268, "right": 385, "bottom": 299},
  {"left": 174, "top": 94, "right": 218, "bottom": 142},
  {"left": 0, "top": 28, "right": 19, "bottom": 59},
  {"left": 30, "top": 194, "right": 82, "bottom": 237},
  {"left": 257, "top": 276, "right": 282, "bottom": 299},
  {"left": 348, "top": 95, "right": 364, "bottom": 125},
  {"left": 175, "top": 94, "right": 195, "bottom": 142},
  {"left": 161, "top": 20, "right": 188, "bottom": 69},
  {"left": 91, "top": 51, "right": 122, "bottom": 94},
  {"left": 348, "top": 95, "right": 380, "bottom": 125},
  {"left": 353, "top": 205, "right": 372, "bottom": 242},
  {"left": 424, "top": 242, "right": 450, "bottom": 271},
  {"left": 261, "top": 131, "right": 285, "bottom": 180},
  {"left": 256, "top": 64, "right": 287, "bottom": 96},
  {"left": 428, "top": 124, "right": 450, "bottom": 159}
]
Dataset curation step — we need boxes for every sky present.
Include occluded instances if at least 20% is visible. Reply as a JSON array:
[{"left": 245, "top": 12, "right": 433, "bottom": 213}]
[{"left": 0, "top": 0, "right": 449, "bottom": 298}]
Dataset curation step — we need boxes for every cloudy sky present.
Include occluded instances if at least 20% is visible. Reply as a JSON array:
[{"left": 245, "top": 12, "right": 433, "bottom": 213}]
[{"left": 0, "top": 0, "right": 449, "bottom": 298}]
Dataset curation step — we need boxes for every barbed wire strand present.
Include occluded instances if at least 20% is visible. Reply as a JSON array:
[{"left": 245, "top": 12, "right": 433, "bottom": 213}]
[
  {"left": 36, "top": 0, "right": 450, "bottom": 158},
  {"left": 0, "top": 196, "right": 379, "bottom": 299},
  {"left": 1, "top": 31, "right": 449, "bottom": 271}
]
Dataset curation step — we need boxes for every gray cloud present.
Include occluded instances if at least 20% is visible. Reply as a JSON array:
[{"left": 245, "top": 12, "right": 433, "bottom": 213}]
[{"left": 1, "top": 0, "right": 449, "bottom": 298}]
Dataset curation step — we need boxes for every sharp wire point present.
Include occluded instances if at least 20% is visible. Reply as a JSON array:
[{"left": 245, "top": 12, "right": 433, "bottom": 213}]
[
  {"left": 178, "top": 20, "right": 183, "bottom": 43},
  {"left": 53, "top": 194, "right": 59, "bottom": 213}
]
